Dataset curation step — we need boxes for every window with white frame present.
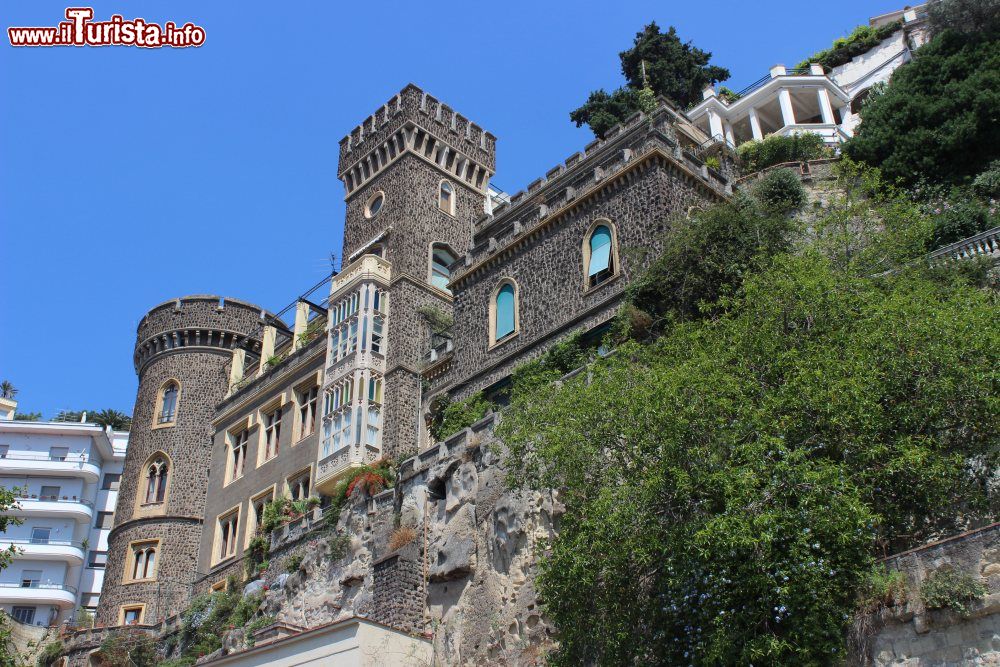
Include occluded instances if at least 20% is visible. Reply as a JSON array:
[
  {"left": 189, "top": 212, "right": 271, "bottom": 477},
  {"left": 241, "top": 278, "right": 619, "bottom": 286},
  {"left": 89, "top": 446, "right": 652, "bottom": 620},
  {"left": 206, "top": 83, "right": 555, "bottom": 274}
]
[{"left": 371, "top": 316, "right": 384, "bottom": 354}]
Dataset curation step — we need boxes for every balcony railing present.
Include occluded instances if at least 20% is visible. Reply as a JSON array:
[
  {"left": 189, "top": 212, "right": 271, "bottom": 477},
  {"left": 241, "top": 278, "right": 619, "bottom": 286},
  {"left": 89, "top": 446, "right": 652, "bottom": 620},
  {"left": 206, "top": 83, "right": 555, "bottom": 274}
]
[
  {"left": 927, "top": 226, "right": 1000, "bottom": 265},
  {"left": 0, "top": 582, "right": 78, "bottom": 594},
  {"left": 15, "top": 495, "right": 94, "bottom": 508},
  {"left": 0, "top": 452, "right": 89, "bottom": 463},
  {"left": 732, "top": 67, "right": 811, "bottom": 99},
  {"left": 1, "top": 538, "right": 86, "bottom": 548}
]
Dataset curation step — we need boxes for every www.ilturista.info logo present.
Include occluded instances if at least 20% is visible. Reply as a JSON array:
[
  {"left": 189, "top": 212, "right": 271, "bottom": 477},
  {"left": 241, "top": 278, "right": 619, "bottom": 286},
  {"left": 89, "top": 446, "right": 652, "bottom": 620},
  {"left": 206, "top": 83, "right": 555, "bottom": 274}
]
[{"left": 8, "top": 8, "right": 205, "bottom": 48}]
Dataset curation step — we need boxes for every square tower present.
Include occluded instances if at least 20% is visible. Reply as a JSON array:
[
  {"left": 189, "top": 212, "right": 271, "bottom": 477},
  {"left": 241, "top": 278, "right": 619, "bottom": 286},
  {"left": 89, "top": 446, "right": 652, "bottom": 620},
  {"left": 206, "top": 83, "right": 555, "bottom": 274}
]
[{"left": 317, "top": 85, "right": 495, "bottom": 483}]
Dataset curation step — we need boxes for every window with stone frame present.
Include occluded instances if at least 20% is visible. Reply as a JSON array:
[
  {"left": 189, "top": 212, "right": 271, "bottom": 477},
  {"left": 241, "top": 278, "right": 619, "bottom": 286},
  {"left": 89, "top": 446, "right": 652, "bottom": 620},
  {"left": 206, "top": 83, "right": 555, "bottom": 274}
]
[
  {"left": 262, "top": 405, "right": 282, "bottom": 462},
  {"left": 228, "top": 427, "right": 249, "bottom": 483},
  {"left": 287, "top": 469, "right": 311, "bottom": 501},
  {"left": 296, "top": 384, "right": 318, "bottom": 440},
  {"left": 248, "top": 488, "right": 274, "bottom": 537},
  {"left": 491, "top": 280, "right": 519, "bottom": 344},
  {"left": 216, "top": 509, "right": 239, "bottom": 561},
  {"left": 430, "top": 244, "right": 457, "bottom": 293},
  {"left": 584, "top": 222, "right": 617, "bottom": 288},
  {"left": 121, "top": 605, "right": 144, "bottom": 625},
  {"left": 156, "top": 381, "right": 180, "bottom": 425},
  {"left": 439, "top": 180, "right": 455, "bottom": 215},
  {"left": 127, "top": 541, "right": 158, "bottom": 582},
  {"left": 143, "top": 455, "right": 169, "bottom": 505}
]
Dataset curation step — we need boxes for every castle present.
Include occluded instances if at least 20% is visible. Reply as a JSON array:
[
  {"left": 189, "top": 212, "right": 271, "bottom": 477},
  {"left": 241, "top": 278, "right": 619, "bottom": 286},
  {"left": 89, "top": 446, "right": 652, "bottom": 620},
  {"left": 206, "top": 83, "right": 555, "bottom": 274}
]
[{"left": 95, "top": 83, "right": 730, "bottom": 627}]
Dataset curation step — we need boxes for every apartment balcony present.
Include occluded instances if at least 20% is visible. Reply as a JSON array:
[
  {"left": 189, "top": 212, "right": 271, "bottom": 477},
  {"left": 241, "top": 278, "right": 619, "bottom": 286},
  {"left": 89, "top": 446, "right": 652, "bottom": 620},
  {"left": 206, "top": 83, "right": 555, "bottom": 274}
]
[
  {"left": 0, "top": 453, "right": 101, "bottom": 483},
  {"left": 12, "top": 496, "right": 94, "bottom": 523},
  {"left": 0, "top": 538, "right": 85, "bottom": 565},
  {"left": 689, "top": 64, "right": 853, "bottom": 150},
  {"left": 0, "top": 582, "right": 77, "bottom": 608}
]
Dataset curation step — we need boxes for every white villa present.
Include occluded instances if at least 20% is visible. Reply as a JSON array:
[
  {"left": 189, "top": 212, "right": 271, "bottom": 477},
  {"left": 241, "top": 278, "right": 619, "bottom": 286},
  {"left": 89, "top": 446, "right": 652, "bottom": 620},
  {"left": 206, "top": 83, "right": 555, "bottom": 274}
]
[{"left": 688, "top": 5, "right": 930, "bottom": 149}]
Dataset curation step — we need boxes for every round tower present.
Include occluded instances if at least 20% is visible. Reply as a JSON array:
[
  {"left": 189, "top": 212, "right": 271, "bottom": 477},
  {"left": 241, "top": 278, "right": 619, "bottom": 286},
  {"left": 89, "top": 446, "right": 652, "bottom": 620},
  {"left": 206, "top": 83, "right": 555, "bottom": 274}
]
[{"left": 97, "top": 296, "right": 279, "bottom": 626}]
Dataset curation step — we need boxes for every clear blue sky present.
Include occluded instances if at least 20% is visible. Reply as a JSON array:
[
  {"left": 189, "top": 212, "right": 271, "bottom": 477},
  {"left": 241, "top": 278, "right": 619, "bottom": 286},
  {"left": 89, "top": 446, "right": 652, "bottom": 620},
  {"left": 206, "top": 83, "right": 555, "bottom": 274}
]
[{"left": 0, "top": 0, "right": 902, "bottom": 419}]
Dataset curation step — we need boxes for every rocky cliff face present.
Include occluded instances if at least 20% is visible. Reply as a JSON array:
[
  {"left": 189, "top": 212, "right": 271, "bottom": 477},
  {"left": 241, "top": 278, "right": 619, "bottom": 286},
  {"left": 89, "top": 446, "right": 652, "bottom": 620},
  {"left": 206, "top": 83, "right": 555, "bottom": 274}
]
[{"left": 251, "top": 413, "right": 561, "bottom": 665}]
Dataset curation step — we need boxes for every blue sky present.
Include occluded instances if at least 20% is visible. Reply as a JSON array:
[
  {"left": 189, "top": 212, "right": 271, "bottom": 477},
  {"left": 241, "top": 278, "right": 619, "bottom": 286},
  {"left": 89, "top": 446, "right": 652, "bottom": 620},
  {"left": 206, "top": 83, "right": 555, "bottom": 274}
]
[{"left": 0, "top": 0, "right": 903, "bottom": 419}]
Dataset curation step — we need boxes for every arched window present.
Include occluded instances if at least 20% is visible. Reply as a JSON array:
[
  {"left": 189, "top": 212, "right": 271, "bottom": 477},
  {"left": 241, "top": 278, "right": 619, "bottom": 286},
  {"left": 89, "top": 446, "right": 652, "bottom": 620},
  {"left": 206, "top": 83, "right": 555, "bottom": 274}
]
[
  {"left": 490, "top": 280, "right": 519, "bottom": 346},
  {"left": 430, "top": 244, "right": 457, "bottom": 293},
  {"left": 155, "top": 381, "right": 180, "bottom": 426},
  {"left": 143, "top": 454, "right": 169, "bottom": 505},
  {"left": 438, "top": 181, "right": 455, "bottom": 215},
  {"left": 583, "top": 221, "right": 618, "bottom": 288},
  {"left": 126, "top": 540, "right": 159, "bottom": 582}
]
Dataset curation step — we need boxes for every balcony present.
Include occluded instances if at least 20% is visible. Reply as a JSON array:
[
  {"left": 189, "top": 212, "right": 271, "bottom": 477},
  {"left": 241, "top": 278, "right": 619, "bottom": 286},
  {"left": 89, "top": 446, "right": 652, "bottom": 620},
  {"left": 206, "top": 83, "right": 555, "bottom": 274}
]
[
  {"left": 315, "top": 443, "right": 381, "bottom": 494},
  {"left": 0, "top": 582, "right": 77, "bottom": 608},
  {"left": 331, "top": 254, "right": 391, "bottom": 298},
  {"left": 0, "top": 452, "right": 100, "bottom": 483},
  {"left": 12, "top": 496, "right": 94, "bottom": 523},
  {"left": 0, "top": 538, "right": 85, "bottom": 565}
]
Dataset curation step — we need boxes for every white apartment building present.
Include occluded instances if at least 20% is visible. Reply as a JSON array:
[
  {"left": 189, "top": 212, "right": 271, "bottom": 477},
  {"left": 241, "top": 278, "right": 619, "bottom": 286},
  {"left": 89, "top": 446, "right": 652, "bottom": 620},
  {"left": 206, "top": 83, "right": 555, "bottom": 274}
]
[
  {"left": 0, "top": 404, "right": 127, "bottom": 627},
  {"left": 688, "top": 5, "right": 930, "bottom": 151}
]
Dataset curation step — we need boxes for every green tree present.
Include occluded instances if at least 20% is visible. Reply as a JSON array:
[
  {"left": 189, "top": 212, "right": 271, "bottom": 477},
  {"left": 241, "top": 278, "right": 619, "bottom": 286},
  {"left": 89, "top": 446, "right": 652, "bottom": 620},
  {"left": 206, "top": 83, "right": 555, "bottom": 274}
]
[
  {"left": 91, "top": 409, "right": 132, "bottom": 431},
  {"left": 13, "top": 413, "right": 41, "bottom": 422},
  {"left": 51, "top": 410, "right": 95, "bottom": 424},
  {"left": 843, "top": 29, "right": 1000, "bottom": 187},
  {"left": 499, "top": 188, "right": 999, "bottom": 663},
  {"left": 571, "top": 23, "right": 729, "bottom": 137},
  {"left": 927, "top": 0, "right": 1000, "bottom": 35},
  {"left": 0, "top": 382, "right": 16, "bottom": 400}
]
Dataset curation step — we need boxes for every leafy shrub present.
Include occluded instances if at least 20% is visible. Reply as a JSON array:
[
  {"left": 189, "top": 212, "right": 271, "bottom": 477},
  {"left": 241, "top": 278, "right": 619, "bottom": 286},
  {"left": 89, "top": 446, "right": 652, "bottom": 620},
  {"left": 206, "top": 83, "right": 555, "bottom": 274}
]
[
  {"left": 285, "top": 553, "right": 303, "bottom": 573},
  {"left": 622, "top": 202, "right": 795, "bottom": 336},
  {"left": 928, "top": 0, "right": 1000, "bottom": 35},
  {"left": 510, "top": 332, "right": 589, "bottom": 395},
  {"left": 36, "top": 641, "right": 63, "bottom": 667},
  {"left": 260, "top": 496, "right": 290, "bottom": 534},
  {"left": 920, "top": 568, "right": 987, "bottom": 615},
  {"left": 388, "top": 526, "right": 417, "bottom": 551},
  {"left": 844, "top": 30, "right": 1000, "bottom": 188},
  {"left": 737, "top": 133, "right": 828, "bottom": 173},
  {"left": 857, "top": 566, "right": 908, "bottom": 613},
  {"left": 930, "top": 196, "right": 997, "bottom": 247},
  {"left": 325, "top": 458, "right": 397, "bottom": 517},
  {"left": 428, "top": 392, "right": 492, "bottom": 442},
  {"left": 972, "top": 160, "right": 1000, "bottom": 199},
  {"left": 96, "top": 631, "right": 157, "bottom": 667},
  {"left": 795, "top": 21, "right": 903, "bottom": 70},
  {"left": 751, "top": 168, "right": 806, "bottom": 213}
]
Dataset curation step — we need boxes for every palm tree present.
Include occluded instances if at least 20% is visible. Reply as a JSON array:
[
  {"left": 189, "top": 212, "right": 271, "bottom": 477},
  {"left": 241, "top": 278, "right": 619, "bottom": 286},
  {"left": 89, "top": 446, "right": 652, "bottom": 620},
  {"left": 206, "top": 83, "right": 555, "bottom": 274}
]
[
  {"left": 0, "top": 381, "right": 17, "bottom": 400},
  {"left": 91, "top": 409, "right": 132, "bottom": 431}
]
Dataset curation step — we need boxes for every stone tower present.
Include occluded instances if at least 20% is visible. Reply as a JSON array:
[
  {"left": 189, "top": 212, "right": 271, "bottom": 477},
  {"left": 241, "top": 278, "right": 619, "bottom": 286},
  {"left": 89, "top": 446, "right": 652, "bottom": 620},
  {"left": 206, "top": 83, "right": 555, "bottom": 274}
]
[
  {"left": 333, "top": 84, "right": 495, "bottom": 459},
  {"left": 97, "top": 296, "right": 276, "bottom": 625}
]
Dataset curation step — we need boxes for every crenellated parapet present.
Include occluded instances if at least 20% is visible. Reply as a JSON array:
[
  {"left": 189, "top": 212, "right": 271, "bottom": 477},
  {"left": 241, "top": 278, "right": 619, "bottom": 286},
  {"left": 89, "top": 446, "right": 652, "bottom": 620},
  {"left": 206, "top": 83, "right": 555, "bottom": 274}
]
[
  {"left": 132, "top": 296, "right": 285, "bottom": 372},
  {"left": 337, "top": 84, "right": 496, "bottom": 198},
  {"left": 450, "top": 101, "right": 732, "bottom": 290}
]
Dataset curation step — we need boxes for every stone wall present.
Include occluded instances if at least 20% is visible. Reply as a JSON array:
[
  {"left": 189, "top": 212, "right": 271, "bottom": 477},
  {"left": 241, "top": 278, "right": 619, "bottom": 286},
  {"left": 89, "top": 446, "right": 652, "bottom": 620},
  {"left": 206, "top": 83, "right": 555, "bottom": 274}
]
[
  {"left": 222, "top": 413, "right": 558, "bottom": 665},
  {"left": 858, "top": 523, "right": 1000, "bottom": 666},
  {"left": 98, "top": 297, "right": 268, "bottom": 626}
]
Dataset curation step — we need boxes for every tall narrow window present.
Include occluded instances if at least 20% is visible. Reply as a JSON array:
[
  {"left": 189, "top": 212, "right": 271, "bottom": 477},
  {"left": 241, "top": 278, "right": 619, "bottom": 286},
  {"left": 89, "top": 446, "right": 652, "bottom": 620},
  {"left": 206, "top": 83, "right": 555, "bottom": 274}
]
[
  {"left": 229, "top": 429, "right": 248, "bottom": 482},
  {"left": 217, "top": 511, "right": 239, "bottom": 561},
  {"left": 263, "top": 407, "right": 282, "bottom": 461},
  {"left": 144, "top": 455, "right": 169, "bottom": 505},
  {"left": 298, "top": 386, "right": 318, "bottom": 439},
  {"left": 430, "top": 244, "right": 457, "bottom": 293},
  {"left": 157, "top": 381, "right": 179, "bottom": 425},
  {"left": 287, "top": 470, "right": 310, "bottom": 501},
  {"left": 585, "top": 223, "right": 616, "bottom": 288},
  {"left": 127, "top": 541, "right": 158, "bottom": 581},
  {"left": 371, "top": 316, "right": 384, "bottom": 354},
  {"left": 493, "top": 282, "right": 517, "bottom": 343},
  {"left": 439, "top": 181, "right": 455, "bottom": 215}
]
